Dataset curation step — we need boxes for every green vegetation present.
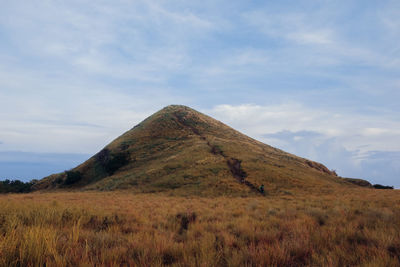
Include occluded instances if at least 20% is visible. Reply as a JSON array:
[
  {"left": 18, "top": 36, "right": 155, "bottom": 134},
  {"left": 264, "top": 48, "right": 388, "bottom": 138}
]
[
  {"left": 342, "top": 178, "right": 394, "bottom": 189},
  {"left": 64, "top": 171, "right": 83, "bottom": 185},
  {"left": 103, "top": 152, "right": 129, "bottom": 175},
  {"left": 0, "top": 179, "right": 34, "bottom": 193},
  {"left": 95, "top": 148, "right": 129, "bottom": 176},
  {"left": 373, "top": 184, "right": 394, "bottom": 189}
]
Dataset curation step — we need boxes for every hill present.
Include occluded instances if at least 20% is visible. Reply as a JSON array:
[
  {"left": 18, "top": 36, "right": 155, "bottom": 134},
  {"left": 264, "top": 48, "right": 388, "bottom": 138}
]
[{"left": 34, "top": 105, "right": 356, "bottom": 195}]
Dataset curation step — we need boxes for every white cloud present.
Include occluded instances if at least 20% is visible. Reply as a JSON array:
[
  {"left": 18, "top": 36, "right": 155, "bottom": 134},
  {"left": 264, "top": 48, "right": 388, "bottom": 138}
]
[
  {"left": 206, "top": 103, "right": 400, "bottom": 153},
  {"left": 363, "top": 128, "right": 391, "bottom": 136},
  {"left": 0, "top": 78, "right": 185, "bottom": 153},
  {"left": 0, "top": 0, "right": 216, "bottom": 82},
  {"left": 243, "top": 11, "right": 335, "bottom": 46},
  {"left": 287, "top": 31, "right": 333, "bottom": 45},
  {"left": 242, "top": 7, "right": 400, "bottom": 72}
]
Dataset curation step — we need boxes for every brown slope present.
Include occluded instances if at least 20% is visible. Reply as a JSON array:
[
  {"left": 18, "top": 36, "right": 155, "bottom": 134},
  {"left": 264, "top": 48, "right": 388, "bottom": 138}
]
[{"left": 35, "top": 105, "right": 352, "bottom": 196}]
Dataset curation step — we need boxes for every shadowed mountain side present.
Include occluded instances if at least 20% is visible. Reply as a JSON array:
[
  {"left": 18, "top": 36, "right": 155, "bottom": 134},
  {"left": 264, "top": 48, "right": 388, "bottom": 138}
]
[{"left": 34, "top": 105, "right": 357, "bottom": 196}]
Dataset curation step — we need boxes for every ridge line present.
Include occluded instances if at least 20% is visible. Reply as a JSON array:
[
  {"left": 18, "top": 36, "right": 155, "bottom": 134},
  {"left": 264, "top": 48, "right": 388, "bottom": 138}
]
[{"left": 173, "top": 112, "right": 262, "bottom": 195}]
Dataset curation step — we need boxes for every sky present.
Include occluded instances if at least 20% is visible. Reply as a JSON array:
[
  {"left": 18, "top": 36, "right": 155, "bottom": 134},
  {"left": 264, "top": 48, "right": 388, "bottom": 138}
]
[{"left": 0, "top": 0, "right": 399, "bottom": 187}]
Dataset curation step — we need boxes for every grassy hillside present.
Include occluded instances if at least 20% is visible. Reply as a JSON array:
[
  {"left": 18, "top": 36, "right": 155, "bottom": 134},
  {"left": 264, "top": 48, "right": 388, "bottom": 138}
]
[
  {"left": 35, "top": 105, "right": 356, "bottom": 195},
  {"left": 1, "top": 189, "right": 399, "bottom": 266}
]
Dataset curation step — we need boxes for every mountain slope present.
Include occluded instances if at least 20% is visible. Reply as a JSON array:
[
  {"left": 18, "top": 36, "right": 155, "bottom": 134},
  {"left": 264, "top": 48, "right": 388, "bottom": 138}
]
[{"left": 35, "top": 105, "right": 352, "bottom": 196}]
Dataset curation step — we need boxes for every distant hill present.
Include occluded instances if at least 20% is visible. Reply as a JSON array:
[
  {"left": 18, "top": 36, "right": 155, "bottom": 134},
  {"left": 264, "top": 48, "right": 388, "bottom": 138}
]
[
  {"left": 34, "top": 105, "right": 361, "bottom": 196},
  {"left": 341, "top": 178, "right": 372, "bottom": 188}
]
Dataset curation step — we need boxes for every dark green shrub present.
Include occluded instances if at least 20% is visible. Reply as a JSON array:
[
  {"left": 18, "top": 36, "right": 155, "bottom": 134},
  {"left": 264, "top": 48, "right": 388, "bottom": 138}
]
[
  {"left": 0, "top": 179, "right": 33, "bottom": 193},
  {"left": 54, "top": 176, "right": 63, "bottom": 184},
  {"left": 95, "top": 149, "right": 129, "bottom": 176},
  {"left": 373, "top": 184, "right": 394, "bottom": 189},
  {"left": 64, "top": 171, "right": 82, "bottom": 185},
  {"left": 104, "top": 153, "right": 129, "bottom": 175}
]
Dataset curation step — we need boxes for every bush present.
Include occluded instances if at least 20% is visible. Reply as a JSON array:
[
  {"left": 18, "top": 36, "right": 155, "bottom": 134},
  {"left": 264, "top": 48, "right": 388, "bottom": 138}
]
[
  {"left": 96, "top": 149, "right": 129, "bottom": 176},
  {"left": 104, "top": 153, "right": 129, "bottom": 175},
  {"left": 373, "top": 184, "right": 394, "bottom": 190},
  {"left": 64, "top": 171, "right": 83, "bottom": 185},
  {"left": 0, "top": 179, "right": 33, "bottom": 193}
]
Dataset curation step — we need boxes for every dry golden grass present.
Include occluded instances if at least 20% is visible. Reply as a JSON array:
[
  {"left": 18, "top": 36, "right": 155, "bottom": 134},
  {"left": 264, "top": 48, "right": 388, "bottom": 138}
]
[{"left": 1, "top": 188, "right": 400, "bottom": 266}]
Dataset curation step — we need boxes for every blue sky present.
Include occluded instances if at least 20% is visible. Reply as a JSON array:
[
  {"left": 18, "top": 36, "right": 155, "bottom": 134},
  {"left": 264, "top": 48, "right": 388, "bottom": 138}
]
[{"left": 0, "top": 0, "right": 399, "bottom": 187}]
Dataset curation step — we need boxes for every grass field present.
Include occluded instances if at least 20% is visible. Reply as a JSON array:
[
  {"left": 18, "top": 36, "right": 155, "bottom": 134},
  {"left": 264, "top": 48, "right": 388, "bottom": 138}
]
[{"left": 1, "top": 189, "right": 399, "bottom": 266}]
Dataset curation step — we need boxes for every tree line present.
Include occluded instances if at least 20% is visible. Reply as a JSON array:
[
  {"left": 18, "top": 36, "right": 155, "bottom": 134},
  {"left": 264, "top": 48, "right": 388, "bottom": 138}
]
[{"left": 0, "top": 179, "right": 36, "bottom": 193}]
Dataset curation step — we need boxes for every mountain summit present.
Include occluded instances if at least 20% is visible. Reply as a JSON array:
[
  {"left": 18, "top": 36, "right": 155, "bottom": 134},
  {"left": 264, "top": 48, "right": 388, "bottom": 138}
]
[{"left": 36, "top": 105, "right": 351, "bottom": 195}]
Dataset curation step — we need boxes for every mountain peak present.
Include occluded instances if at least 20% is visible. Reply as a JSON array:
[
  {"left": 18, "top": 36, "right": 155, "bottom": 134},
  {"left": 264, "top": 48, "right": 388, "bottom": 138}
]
[
  {"left": 35, "top": 105, "right": 347, "bottom": 195},
  {"left": 158, "top": 105, "right": 205, "bottom": 121},
  {"left": 157, "top": 105, "right": 200, "bottom": 117},
  {"left": 162, "top": 104, "right": 192, "bottom": 111}
]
